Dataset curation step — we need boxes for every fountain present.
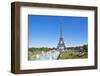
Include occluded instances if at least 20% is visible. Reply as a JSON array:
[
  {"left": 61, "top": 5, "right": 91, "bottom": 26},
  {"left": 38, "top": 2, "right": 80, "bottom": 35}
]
[{"left": 30, "top": 50, "right": 60, "bottom": 60}]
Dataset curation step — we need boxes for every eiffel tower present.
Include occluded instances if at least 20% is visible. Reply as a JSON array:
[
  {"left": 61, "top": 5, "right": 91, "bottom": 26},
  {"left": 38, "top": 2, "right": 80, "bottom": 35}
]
[{"left": 57, "top": 18, "right": 66, "bottom": 52}]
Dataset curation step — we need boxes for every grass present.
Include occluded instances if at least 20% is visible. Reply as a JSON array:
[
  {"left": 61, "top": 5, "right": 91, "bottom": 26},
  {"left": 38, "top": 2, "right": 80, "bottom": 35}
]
[{"left": 58, "top": 51, "right": 88, "bottom": 59}]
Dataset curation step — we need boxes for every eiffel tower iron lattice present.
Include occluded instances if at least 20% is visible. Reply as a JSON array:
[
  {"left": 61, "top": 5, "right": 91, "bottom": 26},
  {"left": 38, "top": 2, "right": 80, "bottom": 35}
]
[{"left": 57, "top": 18, "right": 66, "bottom": 52}]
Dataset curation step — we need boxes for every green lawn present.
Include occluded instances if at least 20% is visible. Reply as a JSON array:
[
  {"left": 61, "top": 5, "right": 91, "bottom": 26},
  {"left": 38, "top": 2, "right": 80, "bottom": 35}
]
[{"left": 58, "top": 51, "right": 88, "bottom": 59}]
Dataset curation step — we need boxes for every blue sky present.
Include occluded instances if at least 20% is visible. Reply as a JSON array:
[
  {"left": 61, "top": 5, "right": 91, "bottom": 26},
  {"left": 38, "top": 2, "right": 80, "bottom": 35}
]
[{"left": 28, "top": 15, "right": 88, "bottom": 48}]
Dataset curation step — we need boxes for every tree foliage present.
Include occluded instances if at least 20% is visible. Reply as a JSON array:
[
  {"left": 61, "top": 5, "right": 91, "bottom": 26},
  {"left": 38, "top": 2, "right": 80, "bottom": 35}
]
[{"left": 82, "top": 44, "right": 88, "bottom": 50}]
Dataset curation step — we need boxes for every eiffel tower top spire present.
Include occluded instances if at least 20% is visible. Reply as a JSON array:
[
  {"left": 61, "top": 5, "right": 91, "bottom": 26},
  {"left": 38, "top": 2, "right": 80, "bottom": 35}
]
[{"left": 60, "top": 18, "right": 63, "bottom": 38}]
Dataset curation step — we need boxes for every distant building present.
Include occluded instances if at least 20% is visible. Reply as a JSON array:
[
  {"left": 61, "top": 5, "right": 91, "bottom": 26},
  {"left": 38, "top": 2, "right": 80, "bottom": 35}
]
[{"left": 66, "top": 46, "right": 84, "bottom": 52}]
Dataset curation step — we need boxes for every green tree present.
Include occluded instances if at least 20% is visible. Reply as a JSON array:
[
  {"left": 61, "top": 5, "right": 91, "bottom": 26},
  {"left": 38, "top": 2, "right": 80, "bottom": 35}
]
[{"left": 82, "top": 44, "right": 88, "bottom": 51}]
